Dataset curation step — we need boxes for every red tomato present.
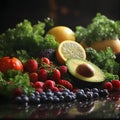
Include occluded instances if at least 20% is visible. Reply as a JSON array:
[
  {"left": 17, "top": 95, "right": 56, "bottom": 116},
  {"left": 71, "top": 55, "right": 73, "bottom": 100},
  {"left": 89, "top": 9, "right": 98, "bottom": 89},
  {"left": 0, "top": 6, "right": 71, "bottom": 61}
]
[
  {"left": 51, "top": 69, "right": 61, "bottom": 82},
  {"left": 41, "top": 57, "right": 50, "bottom": 65},
  {"left": 0, "top": 56, "right": 23, "bottom": 73}
]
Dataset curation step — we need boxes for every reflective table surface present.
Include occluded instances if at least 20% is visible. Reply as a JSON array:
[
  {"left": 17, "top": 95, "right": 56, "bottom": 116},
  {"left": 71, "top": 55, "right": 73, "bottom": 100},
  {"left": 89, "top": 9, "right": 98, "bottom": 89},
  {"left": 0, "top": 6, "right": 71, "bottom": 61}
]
[{"left": 0, "top": 92, "right": 120, "bottom": 119}]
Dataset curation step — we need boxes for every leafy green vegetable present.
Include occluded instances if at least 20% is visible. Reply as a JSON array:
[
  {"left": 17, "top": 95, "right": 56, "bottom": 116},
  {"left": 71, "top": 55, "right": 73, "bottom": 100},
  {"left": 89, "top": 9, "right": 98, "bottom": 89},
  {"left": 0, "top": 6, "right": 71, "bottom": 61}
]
[
  {"left": 0, "top": 18, "right": 59, "bottom": 57},
  {"left": 0, "top": 18, "right": 58, "bottom": 99},
  {"left": 44, "top": 17, "right": 54, "bottom": 27},
  {"left": 75, "top": 13, "right": 120, "bottom": 46},
  {"left": 0, "top": 70, "right": 34, "bottom": 98},
  {"left": 86, "top": 47, "right": 120, "bottom": 81}
]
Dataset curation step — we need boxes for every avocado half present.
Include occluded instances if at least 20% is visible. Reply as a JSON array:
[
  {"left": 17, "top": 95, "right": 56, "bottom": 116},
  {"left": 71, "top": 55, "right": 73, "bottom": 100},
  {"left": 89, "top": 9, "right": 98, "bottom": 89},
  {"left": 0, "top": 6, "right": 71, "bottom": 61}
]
[{"left": 66, "top": 58, "right": 105, "bottom": 86}]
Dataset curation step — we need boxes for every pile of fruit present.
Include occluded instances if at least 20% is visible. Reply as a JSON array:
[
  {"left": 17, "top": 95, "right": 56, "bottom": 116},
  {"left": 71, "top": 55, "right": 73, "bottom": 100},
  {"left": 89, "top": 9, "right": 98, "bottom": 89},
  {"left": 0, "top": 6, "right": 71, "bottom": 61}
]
[{"left": 0, "top": 14, "right": 120, "bottom": 105}]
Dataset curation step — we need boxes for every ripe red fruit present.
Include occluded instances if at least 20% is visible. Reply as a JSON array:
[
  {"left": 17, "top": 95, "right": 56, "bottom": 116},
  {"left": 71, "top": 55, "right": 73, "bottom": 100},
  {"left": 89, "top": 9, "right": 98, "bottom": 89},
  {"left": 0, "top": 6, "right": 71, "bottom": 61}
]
[
  {"left": 51, "top": 69, "right": 61, "bottom": 82},
  {"left": 12, "top": 87, "right": 22, "bottom": 97},
  {"left": 58, "top": 87, "right": 65, "bottom": 92},
  {"left": 109, "top": 92, "right": 120, "bottom": 101},
  {"left": 34, "top": 81, "right": 44, "bottom": 88},
  {"left": 58, "top": 79, "right": 73, "bottom": 90},
  {"left": 51, "top": 86, "right": 59, "bottom": 92},
  {"left": 38, "top": 68, "right": 48, "bottom": 81},
  {"left": 59, "top": 65, "right": 67, "bottom": 76},
  {"left": 103, "top": 82, "right": 113, "bottom": 91},
  {"left": 43, "top": 80, "right": 55, "bottom": 90},
  {"left": 72, "top": 88, "right": 80, "bottom": 93},
  {"left": 41, "top": 57, "right": 50, "bottom": 65},
  {"left": 29, "top": 72, "right": 38, "bottom": 83},
  {"left": 30, "top": 82, "right": 35, "bottom": 87},
  {"left": 111, "top": 80, "right": 120, "bottom": 91},
  {"left": 0, "top": 56, "right": 23, "bottom": 73},
  {"left": 35, "top": 88, "right": 43, "bottom": 93},
  {"left": 24, "top": 59, "right": 38, "bottom": 73}
]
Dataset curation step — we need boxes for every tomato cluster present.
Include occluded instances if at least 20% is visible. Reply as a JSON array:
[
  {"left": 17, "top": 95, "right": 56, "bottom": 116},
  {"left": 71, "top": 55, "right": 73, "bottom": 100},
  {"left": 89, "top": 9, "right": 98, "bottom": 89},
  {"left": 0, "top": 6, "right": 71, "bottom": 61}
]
[
  {"left": 103, "top": 79, "right": 120, "bottom": 91},
  {"left": 0, "top": 56, "right": 73, "bottom": 97},
  {"left": 23, "top": 57, "right": 73, "bottom": 93}
]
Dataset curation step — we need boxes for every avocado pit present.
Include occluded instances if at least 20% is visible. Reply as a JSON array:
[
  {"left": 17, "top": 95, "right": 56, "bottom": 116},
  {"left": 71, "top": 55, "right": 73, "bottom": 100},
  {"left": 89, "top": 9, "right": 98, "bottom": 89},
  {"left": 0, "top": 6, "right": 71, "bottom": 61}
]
[{"left": 76, "top": 63, "right": 95, "bottom": 77}]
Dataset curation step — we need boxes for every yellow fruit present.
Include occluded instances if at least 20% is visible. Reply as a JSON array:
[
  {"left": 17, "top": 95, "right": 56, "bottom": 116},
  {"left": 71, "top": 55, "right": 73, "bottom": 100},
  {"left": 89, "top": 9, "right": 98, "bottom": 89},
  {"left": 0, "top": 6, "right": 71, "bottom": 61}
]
[
  {"left": 90, "top": 39, "right": 120, "bottom": 53},
  {"left": 47, "top": 26, "right": 75, "bottom": 43},
  {"left": 56, "top": 41, "right": 86, "bottom": 64}
]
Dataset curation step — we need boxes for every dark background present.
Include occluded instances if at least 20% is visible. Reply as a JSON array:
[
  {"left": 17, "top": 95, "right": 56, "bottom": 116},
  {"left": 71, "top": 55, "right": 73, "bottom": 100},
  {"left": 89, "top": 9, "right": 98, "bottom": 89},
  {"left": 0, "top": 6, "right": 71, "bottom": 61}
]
[{"left": 0, "top": 0, "right": 120, "bottom": 33}]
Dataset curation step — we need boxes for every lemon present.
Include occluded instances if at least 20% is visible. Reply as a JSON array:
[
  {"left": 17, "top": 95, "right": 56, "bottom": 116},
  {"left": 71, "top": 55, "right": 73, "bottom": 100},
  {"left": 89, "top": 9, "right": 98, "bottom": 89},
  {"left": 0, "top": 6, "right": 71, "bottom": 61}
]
[
  {"left": 90, "top": 39, "right": 120, "bottom": 53},
  {"left": 56, "top": 41, "right": 86, "bottom": 64},
  {"left": 47, "top": 26, "right": 75, "bottom": 43}
]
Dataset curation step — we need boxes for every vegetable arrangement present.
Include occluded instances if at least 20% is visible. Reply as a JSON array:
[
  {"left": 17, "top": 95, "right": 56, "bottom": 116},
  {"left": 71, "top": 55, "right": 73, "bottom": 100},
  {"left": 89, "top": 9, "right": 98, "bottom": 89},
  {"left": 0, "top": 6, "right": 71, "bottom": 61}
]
[
  {"left": 0, "top": 13, "right": 120, "bottom": 104},
  {"left": 75, "top": 13, "right": 120, "bottom": 46},
  {"left": 86, "top": 47, "right": 120, "bottom": 81},
  {"left": 0, "top": 18, "right": 59, "bottom": 58}
]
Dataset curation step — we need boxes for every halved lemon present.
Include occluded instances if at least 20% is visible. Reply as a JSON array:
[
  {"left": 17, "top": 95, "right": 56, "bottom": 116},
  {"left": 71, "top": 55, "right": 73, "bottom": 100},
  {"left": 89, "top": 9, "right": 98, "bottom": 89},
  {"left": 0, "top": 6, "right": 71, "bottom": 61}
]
[{"left": 56, "top": 41, "right": 86, "bottom": 64}]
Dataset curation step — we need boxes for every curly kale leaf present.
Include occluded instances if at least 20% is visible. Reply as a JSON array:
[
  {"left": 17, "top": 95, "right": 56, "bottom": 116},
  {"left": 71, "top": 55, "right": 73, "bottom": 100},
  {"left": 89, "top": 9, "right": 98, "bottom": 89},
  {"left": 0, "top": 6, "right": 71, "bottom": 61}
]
[
  {"left": 75, "top": 13, "right": 120, "bottom": 46},
  {"left": 86, "top": 47, "right": 120, "bottom": 81},
  {"left": 40, "top": 34, "right": 59, "bottom": 50},
  {"left": 75, "top": 26, "right": 87, "bottom": 42},
  {"left": 0, "top": 19, "right": 58, "bottom": 57},
  {"left": 0, "top": 70, "right": 34, "bottom": 97}
]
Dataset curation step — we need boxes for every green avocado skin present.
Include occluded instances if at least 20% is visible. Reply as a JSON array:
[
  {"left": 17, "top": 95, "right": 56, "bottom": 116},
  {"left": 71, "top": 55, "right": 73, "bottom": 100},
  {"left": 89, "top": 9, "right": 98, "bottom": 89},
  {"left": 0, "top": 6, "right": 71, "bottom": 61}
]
[{"left": 66, "top": 58, "right": 105, "bottom": 88}]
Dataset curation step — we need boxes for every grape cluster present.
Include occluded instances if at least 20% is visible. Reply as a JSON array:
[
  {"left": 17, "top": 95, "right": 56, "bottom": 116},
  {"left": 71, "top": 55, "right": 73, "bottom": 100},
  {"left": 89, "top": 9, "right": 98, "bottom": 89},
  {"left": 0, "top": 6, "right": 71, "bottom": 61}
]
[
  {"left": 39, "top": 49, "right": 56, "bottom": 61},
  {"left": 14, "top": 88, "right": 109, "bottom": 105}
]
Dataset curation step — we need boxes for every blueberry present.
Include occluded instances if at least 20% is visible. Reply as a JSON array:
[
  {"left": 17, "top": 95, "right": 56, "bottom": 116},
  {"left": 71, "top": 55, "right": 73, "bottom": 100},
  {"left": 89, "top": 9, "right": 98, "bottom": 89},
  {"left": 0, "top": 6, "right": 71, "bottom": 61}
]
[
  {"left": 14, "top": 96, "right": 22, "bottom": 104},
  {"left": 45, "top": 89, "right": 52, "bottom": 92},
  {"left": 80, "top": 94, "right": 87, "bottom": 101},
  {"left": 22, "top": 96, "right": 29, "bottom": 103},
  {"left": 62, "top": 91, "right": 69, "bottom": 97},
  {"left": 40, "top": 95, "right": 48, "bottom": 103},
  {"left": 46, "top": 91, "right": 54, "bottom": 97},
  {"left": 84, "top": 88, "right": 91, "bottom": 93},
  {"left": 103, "top": 89, "right": 109, "bottom": 95},
  {"left": 79, "top": 89, "right": 85, "bottom": 94},
  {"left": 69, "top": 92, "right": 76, "bottom": 100},
  {"left": 76, "top": 91, "right": 84, "bottom": 99},
  {"left": 29, "top": 95, "right": 35, "bottom": 103},
  {"left": 34, "top": 91, "right": 40, "bottom": 96},
  {"left": 100, "top": 89, "right": 109, "bottom": 97},
  {"left": 64, "top": 95, "right": 72, "bottom": 102},
  {"left": 76, "top": 92, "right": 87, "bottom": 101},
  {"left": 53, "top": 96, "right": 60, "bottom": 103},
  {"left": 35, "top": 94, "right": 41, "bottom": 98},
  {"left": 40, "top": 92, "right": 46, "bottom": 97},
  {"left": 86, "top": 91, "right": 93, "bottom": 100},
  {"left": 64, "top": 88, "right": 70, "bottom": 93},
  {"left": 93, "top": 92, "right": 99, "bottom": 100},
  {"left": 34, "top": 97, "right": 40, "bottom": 104},
  {"left": 48, "top": 96, "right": 54, "bottom": 102},
  {"left": 58, "top": 95, "right": 64, "bottom": 102},
  {"left": 92, "top": 88, "right": 99, "bottom": 93},
  {"left": 54, "top": 91, "right": 62, "bottom": 97},
  {"left": 30, "top": 92, "right": 35, "bottom": 97}
]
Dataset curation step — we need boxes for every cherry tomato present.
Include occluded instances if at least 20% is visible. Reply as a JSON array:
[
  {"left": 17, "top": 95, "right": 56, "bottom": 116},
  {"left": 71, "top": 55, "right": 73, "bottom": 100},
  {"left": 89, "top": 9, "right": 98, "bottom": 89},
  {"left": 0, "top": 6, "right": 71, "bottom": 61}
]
[
  {"left": 24, "top": 59, "right": 38, "bottom": 73},
  {"left": 38, "top": 68, "right": 48, "bottom": 81},
  {"left": 0, "top": 56, "right": 23, "bottom": 73},
  {"left": 41, "top": 57, "right": 50, "bottom": 65},
  {"left": 51, "top": 69, "right": 61, "bottom": 82}
]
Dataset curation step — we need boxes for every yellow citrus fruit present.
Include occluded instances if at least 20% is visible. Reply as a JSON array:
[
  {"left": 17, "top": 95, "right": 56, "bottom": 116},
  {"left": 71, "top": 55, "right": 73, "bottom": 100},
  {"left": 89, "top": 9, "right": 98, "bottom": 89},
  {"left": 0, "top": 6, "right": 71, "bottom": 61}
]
[
  {"left": 90, "top": 39, "right": 120, "bottom": 53},
  {"left": 56, "top": 41, "right": 86, "bottom": 64},
  {"left": 47, "top": 26, "right": 75, "bottom": 43}
]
